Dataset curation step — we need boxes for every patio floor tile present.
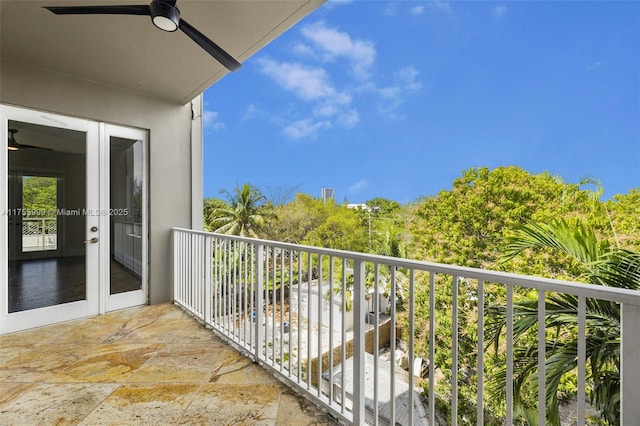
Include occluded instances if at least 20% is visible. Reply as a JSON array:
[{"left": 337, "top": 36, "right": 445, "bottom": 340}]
[{"left": 0, "top": 303, "right": 337, "bottom": 425}]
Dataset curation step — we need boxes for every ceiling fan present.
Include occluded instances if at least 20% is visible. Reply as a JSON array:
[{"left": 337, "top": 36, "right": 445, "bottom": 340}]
[
  {"left": 44, "top": 0, "right": 241, "bottom": 72},
  {"left": 7, "top": 129, "right": 52, "bottom": 151}
]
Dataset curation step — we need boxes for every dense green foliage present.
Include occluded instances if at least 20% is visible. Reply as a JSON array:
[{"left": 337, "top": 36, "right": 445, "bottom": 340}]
[
  {"left": 487, "top": 219, "right": 639, "bottom": 424},
  {"left": 204, "top": 167, "right": 639, "bottom": 424},
  {"left": 22, "top": 176, "right": 57, "bottom": 216}
]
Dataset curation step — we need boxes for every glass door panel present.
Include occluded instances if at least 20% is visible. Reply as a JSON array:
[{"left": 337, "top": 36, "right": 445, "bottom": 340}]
[
  {"left": 7, "top": 121, "right": 87, "bottom": 313},
  {"left": 105, "top": 125, "right": 147, "bottom": 311},
  {"left": 1, "top": 106, "right": 99, "bottom": 334}
]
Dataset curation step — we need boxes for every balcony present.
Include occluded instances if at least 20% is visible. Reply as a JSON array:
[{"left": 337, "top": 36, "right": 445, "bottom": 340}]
[{"left": 173, "top": 228, "right": 640, "bottom": 425}]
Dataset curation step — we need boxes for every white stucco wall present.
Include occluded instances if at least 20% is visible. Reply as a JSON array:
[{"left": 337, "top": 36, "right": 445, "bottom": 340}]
[{"left": 1, "top": 58, "right": 198, "bottom": 304}]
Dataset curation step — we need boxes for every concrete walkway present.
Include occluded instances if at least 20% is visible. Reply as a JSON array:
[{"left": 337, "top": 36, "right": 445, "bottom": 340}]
[{"left": 0, "top": 303, "right": 337, "bottom": 425}]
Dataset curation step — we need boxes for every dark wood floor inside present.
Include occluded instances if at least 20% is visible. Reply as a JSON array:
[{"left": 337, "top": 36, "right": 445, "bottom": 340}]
[{"left": 8, "top": 257, "right": 141, "bottom": 313}]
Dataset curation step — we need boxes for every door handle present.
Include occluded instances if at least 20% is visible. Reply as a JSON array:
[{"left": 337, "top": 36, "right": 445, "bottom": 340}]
[{"left": 84, "top": 237, "right": 99, "bottom": 244}]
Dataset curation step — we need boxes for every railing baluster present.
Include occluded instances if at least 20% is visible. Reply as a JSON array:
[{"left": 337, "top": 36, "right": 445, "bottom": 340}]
[
  {"left": 255, "top": 244, "right": 264, "bottom": 362},
  {"left": 250, "top": 243, "right": 255, "bottom": 350},
  {"left": 307, "top": 252, "right": 312, "bottom": 390},
  {"left": 317, "top": 254, "right": 323, "bottom": 397},
  {"left": 197, "top": 235, "right": 202, "bottom": 317},
  {"left": 429, "top": 271, "right": 435, "bottom": 425},
  {"left": 452, "top": 275, "right": 459, "bottom": 426},
  {"left": 506, "top": 283, "right": 514, "bottom": 425},
  {"left": 288, "top": 250, "right": 293, "bottom": 376},
  {"left": 341, "top": 257, "right": 347, "bottom": 414},
  {"left": 243, "top": 242, "right": 248, "bottom": 346},
  {"left": 538, "top": 290, "right": 546, "bottom": 425},
  {"left": 353, "top": 259, "right": 366, "bottom": 426},
  {"left": 280, "top": 248, "right": 285, "bottom": 372},
  {"left": 390, "top": 267, "right": 396, "bottom": 426},
  {"left": 172, "top": 229, "right": 178, "bottom": 303},
  {"left": 408, "top": 269, "right": 415, "bottom": 426},
  {"left": 297, "top": 250, "right": 303, "bottom": 383},
  {"left": 272, "top": 247, "right": 277, "bottom": 365},
  {"left": 622, "top": 302, "right": 640, "bottom": 423},
  {"left": 373, "top": 262, "right": 379, "bottom": 425},
  {"left": 477, "top": 279, "right": 485, "bottom": 425},
  {"left": 328, "top": 255, "right": 334, "bottom": 405},
  {"left": 204, "top": 235, "right": 212, "bottom": 325},
  {"left": 577, "top": 295, "right": 586, "bottom": 425},
  {"left": 233, "top": 240, "right": 238, "bottom": 338}
]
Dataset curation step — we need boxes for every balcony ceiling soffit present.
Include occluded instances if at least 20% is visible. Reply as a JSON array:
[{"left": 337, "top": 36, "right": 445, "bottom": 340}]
[{"left": 0, "top": 0, "right": 323, "bottom": 104}]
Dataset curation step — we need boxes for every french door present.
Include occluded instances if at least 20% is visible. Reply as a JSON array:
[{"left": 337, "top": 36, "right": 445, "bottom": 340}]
[{"left": 1, "top": 105, "right": 147, "bottom": 334}]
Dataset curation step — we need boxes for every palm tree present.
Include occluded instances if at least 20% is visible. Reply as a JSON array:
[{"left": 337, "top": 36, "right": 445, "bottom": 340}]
[
  {"left": 208, "top": 183, "right": 268, "bottom": 238},
  {"left": 486, "top": 218, "right": 640, "bottom": 425}
]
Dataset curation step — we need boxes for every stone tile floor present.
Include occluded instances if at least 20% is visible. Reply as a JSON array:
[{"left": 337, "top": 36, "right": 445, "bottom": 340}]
[{"left": 0, "top": 303, "right": 338, "bottom": 425}]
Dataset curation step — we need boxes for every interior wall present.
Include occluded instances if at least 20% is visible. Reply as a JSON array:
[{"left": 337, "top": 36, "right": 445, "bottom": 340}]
[{"left": 1, "top": 58, "right": 195, "bottom": 304}]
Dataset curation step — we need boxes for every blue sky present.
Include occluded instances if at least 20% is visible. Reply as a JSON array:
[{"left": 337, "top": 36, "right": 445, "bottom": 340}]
[{"left": 203, "top": 0, "right": 639, "bottom": 204}]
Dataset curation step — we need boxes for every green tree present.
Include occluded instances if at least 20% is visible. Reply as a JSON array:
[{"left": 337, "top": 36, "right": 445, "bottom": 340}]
[
  {"left": 404, "top": 167, "right": 630, "bottom": 424},
  {"left": 203, "top": 197, "right": 228, "bottom": 231},
  {"left": 302, "top": 207, "right": 368, "bottom": 252},
  {"left": 487, "top": 218, "right": 640, "bottom": 424},
  {"left": 365, "top": 197, "right": 401, "bottom": 218},
  {"left": 371, "top": 219, "right": 410, "bottom": 258},
  {"left": 263, "top": 193, "right": 331, "bottom": 244},
  {"left": 208, "top": 183, "right": 268, "bottom": 237},
  {"left": 22, "top": 176, "right": 57, "bottom": 217},
  {"left": 607, "top": 189, "right": 640, "bottom": 251}
]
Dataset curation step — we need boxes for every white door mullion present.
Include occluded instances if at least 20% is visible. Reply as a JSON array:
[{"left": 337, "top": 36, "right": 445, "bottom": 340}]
[{"left": 98, "top": 122, "right": 109, "bottom": 314}]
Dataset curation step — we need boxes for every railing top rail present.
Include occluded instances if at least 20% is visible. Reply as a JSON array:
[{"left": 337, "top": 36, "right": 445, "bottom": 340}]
[{"left": 173, "top": 227, "right": 640, "bottom": 305}]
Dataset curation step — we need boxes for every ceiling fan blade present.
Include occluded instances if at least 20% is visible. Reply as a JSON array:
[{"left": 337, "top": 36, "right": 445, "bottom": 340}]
[
  {"left": 179, "top": 19, "right": 241, "bottom": 72},
  {"left": 44, "top": 5, "right": 150, "bottom": 16}
]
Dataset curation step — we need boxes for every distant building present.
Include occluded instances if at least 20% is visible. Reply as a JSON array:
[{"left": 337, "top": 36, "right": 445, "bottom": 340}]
[
  {"left": 346, "top": 203, "right": 371, "bottom": 211},
  {"left": 321, "top": 187, "right": 334, "bottom": 204}
]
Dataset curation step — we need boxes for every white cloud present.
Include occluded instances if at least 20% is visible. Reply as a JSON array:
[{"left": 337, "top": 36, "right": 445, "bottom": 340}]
[
  {"left": 371, "top": 66, "right": 422, "bottom": 120},
  {"left": 256, "top": 22, "right": 422, "bottom": 138},
  {"left": 282, "top": 119, "right": 331, "bottom": 140},
  {"left": 242, "top": 103, "right": 263, "bottom": 121},
  {"left": 257, "top": 54, "right": 360, "bottom": 139},
  {"left": 338, "top": 109, "right": 360, "bottom": 127},
  {"left": 291, "top": 42, "right": 315, "bottom": 58},
  {"left": 257, "top": 59, "right": 336, "bottom": 101},
  {"left": 348, "top": 179, "right": 368, "bottom": 193},
  {"left": 315, "top": 104, "right": 338, "bottom": 117},
  {"left": 375, "top": 66, "right": 422, "bottom": 100},
  {"left": 202, "top": 110, "right": 224, "bottom": 130},
  {"left": 300, "top": 22, "right": 376, "bottom": 79},
  {"left": 493, "top": 4, "right": 507, "bottom": 18},
  {"left": 410, "top": 5, "right": 425, "bottom": 16},
  {"left": 395, "top": 66, "right": 422, "bottom": 91},
  {"left": 586, "top": 61, "right": 604, "bottom": 71},
  {"left": 429, "top": 0, "right": 453, "bottom": 14},
  {"left": 385, "top": 3, "right": 397, "bottom": 16}
]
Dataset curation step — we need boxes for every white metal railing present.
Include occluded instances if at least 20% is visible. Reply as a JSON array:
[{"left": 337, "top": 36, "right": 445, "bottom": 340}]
[
  {"left": 172, "top": 227, "right": 640, "bottom": 425},
  {"left": 22, "top": 217, "right": 57, "bottom": 251}
]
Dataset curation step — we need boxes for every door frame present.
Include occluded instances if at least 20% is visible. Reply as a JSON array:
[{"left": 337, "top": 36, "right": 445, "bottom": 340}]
[{"left": 1, "top": 105, "right": 148, "bottom": 334}]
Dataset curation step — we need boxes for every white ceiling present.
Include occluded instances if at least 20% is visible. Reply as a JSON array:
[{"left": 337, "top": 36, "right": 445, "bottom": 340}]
[{"left": 1, "top": 0, "right": 323, "bottom": 104}]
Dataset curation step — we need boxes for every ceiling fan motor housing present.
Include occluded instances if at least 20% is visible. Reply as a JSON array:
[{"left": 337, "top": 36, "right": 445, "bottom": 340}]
[{"left": 150, "top": 0, "right": 180, "bottom": 32}]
